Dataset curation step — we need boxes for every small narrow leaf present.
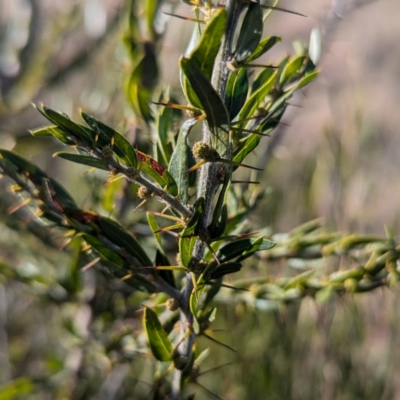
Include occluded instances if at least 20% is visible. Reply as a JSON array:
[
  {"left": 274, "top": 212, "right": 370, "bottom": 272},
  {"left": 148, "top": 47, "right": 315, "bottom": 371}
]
[
  {"left": 54, "top": 152, "right": 109, "bottom": 171},
  {"left": 245, "top": 36, "right": 281, "bottom": 63},
  {"left": 226, "top": 68, "right": 249, "bottom": 120},
  {"left": 233, "top": 1, "right": 263, "bottom": 64},
  {"left": 179, "top": 197, "right": 205, "bottom": 268},
  {"left": 180, "top": 57, "right": 230, "bottom": 153},
  {"left": 147, "top": 213, "right": 163, "bottom": 250},
  {"left": 236, "top": 70, "right": 277, "bottom": 129},
  {"left": 189, "top": 9, "right": 227, "bottom": 79},
  {"left": 30, "top": 125, "right": 77, "bottom": 145},
  {"left": 0, "top": 149, "right": 77, "bottom": 209},
  {"left": 36, "top": 105, "right": 93, "bottom": 144},
  {"left": 136, "top": 150, "right": 178, "bottom": 196},
  {"left": 209, "top": 262, "right": 243, "bottom": 280},
  {"left": 98, "top": 216, "right": 152, "bottom": 267},
  {"left": 168, "top": 118, "right": 197, "bottom": 204},
  {"left": 143, "top": 306, "right": 173, "bottom": 362},
  {"left": 81, "top": 112, "right": 138, "bottom": 168},
  {"left": 216, "top": 237, "right": 275, "bottom": 263}
]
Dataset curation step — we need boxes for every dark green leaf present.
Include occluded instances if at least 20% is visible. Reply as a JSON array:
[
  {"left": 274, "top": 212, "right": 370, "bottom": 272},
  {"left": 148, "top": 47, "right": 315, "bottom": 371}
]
[
  {"left": 179, "top": 197, "right": 205, "bottom": 268},
  {"left": 98, "top": 216, "right": 152, "bottom": 267},
  {"left": 226, "top": 68, "right": 249, "bottom": 120},
  {"left": 35, "top": 105, "right": 93, "bottom": 144},
  {"left": 143, "top": 306, "right": 173, "bottom": 362},
  {"left": 0, "top": 149, "right": 77, "bottom": 209},
  {"left": 209, "top": 262, "right": 242, "bottom": 280},
  {"left": 234, "top": 1, "right": 263, "bottom": 64},
  {"left": 168, "top": 118, "right": 197, "bottom": 204},
  {"left": 216, "top": 237, "right": 275, "bottom": 263},
  {"left": 236, "top": 70, "right": 277, "bottom": 129},
  {"left": 54, "top": 152, "right": 109, "bottom": 171},
  {"left": 136, "top": 150, "right": 178, "bottom": 196},
  {"left": 82, "top": 234, "right": 127, "bottom": 269},
  {"left": 189, "top": 9, "right": 227, "bottom": 79},
  {"left": 180, "top": 57, "right": 230, "bottom": 153},
  {"left": 245, "top": 36, "right": 281, "bottom": 63},
  {"left": 80, "top": 112, "right": 138, "bottom": 168}
]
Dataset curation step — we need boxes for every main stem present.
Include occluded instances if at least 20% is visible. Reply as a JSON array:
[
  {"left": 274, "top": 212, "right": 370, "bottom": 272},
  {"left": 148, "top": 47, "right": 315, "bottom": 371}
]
[{"left": 172, "top": 1, "right": 244, "bottom": 398}]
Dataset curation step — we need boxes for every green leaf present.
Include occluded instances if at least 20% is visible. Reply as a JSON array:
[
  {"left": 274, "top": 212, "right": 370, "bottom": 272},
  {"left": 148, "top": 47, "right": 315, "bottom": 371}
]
[
  {"left": 251, "top": 68, "right": 275, "bottom": 94},
  {"left": 180, "top": 57, "right": 230, "bottom": 154},
  {"left": 147, "top": 213, "right": 163, "bottom": 251},
  {"left": 168, "top": 118, "right": 197, "bottom": 204},
  {"left": 236, "top": 70, "right": 277, "bottom": 129},
  {"left": 226, "top": 68, "right": 249, "bottom": 120},
  {"left": 54, "top": 152, "right": 109, "bottom": 170},
  {"left": 136, "top": 150, "right": 178, "bottom": 196},
  {"left": 209, "top": 262, "right": 242, "bottom": 280},
  {"left": 35, "top": 105, "right": 93, "bottom": 144},
  {"left": 126, "top": 43, "right": 158, "bottom": 124},
  {"left": 245, "top": 36, "right": 281, "bottom": 63},
  {"left": 82, "top": 234, "right": 127, "bottom": 269},
  {"left": 296, "top": 70, "right": 319, "bottom": 89},
  {"left": 189, "top": 9, "right": 227, "bottom": 79},
  {"left": 179, "top": 197, "right": 205, "bottom": 268},
  {"left": 143, "top": 306, "right": 173, "bottom": 362},
  {"left": 98, "top": 216, "right": 152, "bottom": 267},
  {"left": 233, "top": 1, "right": 263, "bottom": 64},
  {"left": 280, "top": 55, "right": 306, "bottom": 84},
  {"left": 155, "top": 92, "right": 181, "bottom": 165},
  {"left": 233, "top": 134, "right": 261, "bottom": 165},
  {"left": 80, "top": 112, "right": 138, "bottom": 168},
  {"left": 30, "top": 125, "right": 77, "bottom": 145},
  {"left": 144, "top": 0, "right": 158, "bottom": 40},
  {"left": 216, "top": 237, "right": 275, "bottom": 263},
  {"left": 0, "top": 149, "right": 77, "bottom": 209},
  {"left": 189, "top": 290, "right": 201, "bottom": 334}
]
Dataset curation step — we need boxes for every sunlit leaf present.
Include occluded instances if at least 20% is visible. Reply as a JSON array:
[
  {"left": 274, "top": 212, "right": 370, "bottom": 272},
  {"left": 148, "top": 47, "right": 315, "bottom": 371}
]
[
  {"left": 180, "top": 57, "right": 230, "bottom": 153},
  {"left": 245, "top": 36, "right": 281, "bottom": 63},
  {"left": 189, "top": 9, "right": 227, "bottom": 79},
  {"left": 80, "top": 112, "right": 138, "bottom": 168},
  {"left": 136, "top": 150, "right": 178, "bottom": 196},
  {"left": 35, "top": 105, "right": 93, "bottom": 144},
  {"left": 143, "top": 306, "right": 173, "bottom": 361}
]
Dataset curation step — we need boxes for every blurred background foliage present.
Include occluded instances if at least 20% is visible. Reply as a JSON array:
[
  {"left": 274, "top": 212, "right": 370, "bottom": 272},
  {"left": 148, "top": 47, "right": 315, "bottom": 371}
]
[{"left": 1, "top": 0, "right": 400, "bottom": 399}]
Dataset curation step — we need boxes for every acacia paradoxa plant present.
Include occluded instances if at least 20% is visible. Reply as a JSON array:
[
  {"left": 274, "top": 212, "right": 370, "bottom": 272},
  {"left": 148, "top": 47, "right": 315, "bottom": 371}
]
[{"left": 1, "top": 1, "right": 398, "bottom": 399}]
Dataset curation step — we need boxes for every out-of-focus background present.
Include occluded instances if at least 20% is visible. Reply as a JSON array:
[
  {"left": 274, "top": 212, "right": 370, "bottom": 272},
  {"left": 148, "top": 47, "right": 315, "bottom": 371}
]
[{"left": 1, "top": 0, "right": 400, "bottom": 399}]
